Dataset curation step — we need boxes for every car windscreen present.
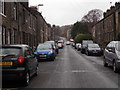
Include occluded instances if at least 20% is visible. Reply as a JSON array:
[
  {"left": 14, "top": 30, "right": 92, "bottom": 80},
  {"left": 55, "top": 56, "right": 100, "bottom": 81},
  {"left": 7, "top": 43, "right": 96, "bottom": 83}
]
[
  {"left": 88, "top": 44, "right": 100, "bottom": 48},
  {"left": 37, "top": 44, "right": 52, "bottom": 50},
  {"left": 0, "top": 47, "right": 22, "bottom": 57},
  {"left": 58, "top": 43, "right": 62, "bottom": 46},
  {"left": 116, "top": 43, "right": 120, "bottom": 51}
]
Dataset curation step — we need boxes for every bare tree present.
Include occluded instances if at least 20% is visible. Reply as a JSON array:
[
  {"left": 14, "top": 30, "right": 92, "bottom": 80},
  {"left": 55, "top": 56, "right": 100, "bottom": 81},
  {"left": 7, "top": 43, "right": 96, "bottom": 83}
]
[
  {"left": 81, "top": 9, "right": 103, "bottom": 33},
  {"left": 81, "top": 9, "right": 103, "bottom": 24}
]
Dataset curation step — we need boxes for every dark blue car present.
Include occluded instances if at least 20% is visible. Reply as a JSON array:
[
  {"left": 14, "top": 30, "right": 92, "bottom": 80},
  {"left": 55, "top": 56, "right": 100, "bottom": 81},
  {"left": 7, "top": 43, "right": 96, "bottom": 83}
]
[{"left": 35, "top": 44, "right": 56, "bottom": 61}]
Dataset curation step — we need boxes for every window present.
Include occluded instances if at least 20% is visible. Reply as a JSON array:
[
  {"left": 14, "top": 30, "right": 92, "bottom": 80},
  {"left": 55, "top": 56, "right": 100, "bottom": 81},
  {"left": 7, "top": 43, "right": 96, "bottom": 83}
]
[
  {"left": 12, "top": 29, "right": 15, "bottom": 44},
  {"left": 13, "top": 2, "right": 17, "bottom": 20},
  {"left": 25, "top": 47, "right": 33, "bottom": 57},
  {"left": 1, "top": 47, "right": 21, "bottom": 56},
  {"left": 0, "top": 0, "right": 4, "bottom": 15},
  {"left": 118, "top": 12, "right": 120, "bottom": 25},
  {"left": 30, "top": 14, "right": 32, "bottom": 28},
  {"left": 2, "top": 27, "right": 6, "bottom": 44},
  {"left": 22, "top": 9, "right": 25, "bottom": 24},
  {"left": 7, "top": 30, "right": 10, "bottom": 44},
  {"left": 0, "top": 26, "right": 2, "bottom": 45},
  {"left": 25, "top": 49, "right": 30, "bottom": 57}
]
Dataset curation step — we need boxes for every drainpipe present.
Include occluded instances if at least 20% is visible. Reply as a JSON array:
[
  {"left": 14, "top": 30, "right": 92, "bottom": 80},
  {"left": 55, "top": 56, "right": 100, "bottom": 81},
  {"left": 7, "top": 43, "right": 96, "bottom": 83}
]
[{"left": 113, "top": 12, "right": 116, "bottom": 40}]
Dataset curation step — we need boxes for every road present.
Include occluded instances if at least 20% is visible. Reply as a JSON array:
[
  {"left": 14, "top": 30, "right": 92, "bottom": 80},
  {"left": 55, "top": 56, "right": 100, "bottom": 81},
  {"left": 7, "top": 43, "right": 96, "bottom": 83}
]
[{"left": 3, "top": 45, "right": 120, "bottom": 89}]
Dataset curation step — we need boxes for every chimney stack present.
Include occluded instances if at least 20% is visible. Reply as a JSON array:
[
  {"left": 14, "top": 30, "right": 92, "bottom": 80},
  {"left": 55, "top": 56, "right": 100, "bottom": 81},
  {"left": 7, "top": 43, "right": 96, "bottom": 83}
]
[
  {"left": 110, "top": 6, "right": 115, "bottom": 12},
  {"left": 30, "top": 6, "right": 38, "bottom": 11},
  {"left": 115, "top": 2, "right": 120, "bottom": 9}
]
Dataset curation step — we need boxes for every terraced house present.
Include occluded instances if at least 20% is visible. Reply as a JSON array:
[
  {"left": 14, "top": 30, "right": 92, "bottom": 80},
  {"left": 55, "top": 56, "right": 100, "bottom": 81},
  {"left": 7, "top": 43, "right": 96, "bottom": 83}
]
[
  {"left": 0, "top": 0, "right": 52, "bottom": 47},
  {"left": 92, "top": 2, "right": 120, "bottom": 48}
]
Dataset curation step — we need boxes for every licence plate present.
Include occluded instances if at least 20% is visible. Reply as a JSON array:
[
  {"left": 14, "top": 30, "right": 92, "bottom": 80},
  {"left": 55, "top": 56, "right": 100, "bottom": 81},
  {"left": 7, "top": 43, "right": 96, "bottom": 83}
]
[
  {"left": 40, "top": 55, "right": 46, "bottom": 57},
  {"left": 93, "top": 51, "right": 97, "bottom": 53},
  {"left": 0, "top": 62, "right": 13, "bottom": 65}
]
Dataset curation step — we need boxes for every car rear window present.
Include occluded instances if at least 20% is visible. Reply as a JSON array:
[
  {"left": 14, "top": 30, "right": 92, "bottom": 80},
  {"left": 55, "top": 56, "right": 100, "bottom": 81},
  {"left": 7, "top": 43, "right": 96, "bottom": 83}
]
[
  {"left": 0, "top": 47, "right": 22, "bottom": 56},
  {"left": 82, "top": 41, "right": 93, "bottom": 45},
  {"left": 88, "top": 44, "right": 99, "bottom": 48}
]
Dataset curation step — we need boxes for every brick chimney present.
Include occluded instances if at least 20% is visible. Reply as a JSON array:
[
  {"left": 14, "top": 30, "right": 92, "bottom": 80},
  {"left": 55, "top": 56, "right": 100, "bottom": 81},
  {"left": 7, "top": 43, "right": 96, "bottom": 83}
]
[
  {"left": 115, "top": 2, "right": 120, "bottom": 9},
  {"left": 30, "top": 6, "right": 38, "bottom": 11},
  {"left": 106, "top": 9, "right": 110, "bottom": 16},
  {"left": 103, "top": 12, "right": 107, "bottom": 18},
  {"left": 110, "top": 6, "right": 115, "bottom": 12}
]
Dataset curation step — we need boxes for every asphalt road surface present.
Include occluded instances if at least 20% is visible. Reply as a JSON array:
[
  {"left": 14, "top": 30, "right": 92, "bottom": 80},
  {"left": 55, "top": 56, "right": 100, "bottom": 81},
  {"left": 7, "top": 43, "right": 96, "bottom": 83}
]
[{"left": 3, "top": 45, "right": 120, "bottom": 89}]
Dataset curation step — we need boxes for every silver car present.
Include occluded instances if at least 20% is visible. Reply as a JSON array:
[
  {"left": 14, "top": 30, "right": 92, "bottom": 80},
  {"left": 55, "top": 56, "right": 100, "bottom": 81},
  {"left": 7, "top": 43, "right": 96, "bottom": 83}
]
[{"left": 103, "top": 41, "right": 120, "bottom": 73}]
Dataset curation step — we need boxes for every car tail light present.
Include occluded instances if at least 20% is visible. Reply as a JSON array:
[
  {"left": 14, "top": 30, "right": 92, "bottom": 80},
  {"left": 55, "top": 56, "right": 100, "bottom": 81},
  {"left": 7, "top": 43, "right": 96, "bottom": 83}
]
[{"left": 18, "top": 56, "right": 24, "bottom": 63}]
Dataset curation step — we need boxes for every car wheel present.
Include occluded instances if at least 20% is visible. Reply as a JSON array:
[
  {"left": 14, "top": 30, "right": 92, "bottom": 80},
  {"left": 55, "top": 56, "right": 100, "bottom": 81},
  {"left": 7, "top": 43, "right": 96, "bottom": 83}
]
[
  {"left": 86, "top": 51, "right": 89, "bottom": 56},
  {"left": 35, "top": 66, "right": 38, "bottom": 76},
  {"left": 52, "top": 57, "right": 55, "bottom": 61},
  {"left": 103, "top": 57, "right": 108, "bottom": 67},
  {"left": 23, "top": 72, "right": 30, "bottom": 86},
  {"left": 81, "top": 50, "right": 83, "bottom": 53},
  {"left": 50, "top": 57, "right": 55, "bottom": 61},
  {"left": 57, "top": 50, "right": 59, "bottom": 54},
  {"left": 113, "top": 61, "right": 118, "bottom": 73}
]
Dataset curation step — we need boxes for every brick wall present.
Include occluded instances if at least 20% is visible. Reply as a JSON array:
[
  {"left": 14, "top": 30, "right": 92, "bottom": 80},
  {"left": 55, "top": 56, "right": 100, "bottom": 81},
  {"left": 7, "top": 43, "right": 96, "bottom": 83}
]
[{"left": 1, "top": 1, "right": 52, "bottom": 48}]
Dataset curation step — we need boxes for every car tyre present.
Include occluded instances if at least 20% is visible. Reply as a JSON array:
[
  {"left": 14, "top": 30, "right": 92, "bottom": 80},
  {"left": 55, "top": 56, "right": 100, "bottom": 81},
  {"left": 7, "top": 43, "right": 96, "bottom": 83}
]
[
  {"left": 103, "top": 57, "right": 108, "bottom": 67},
  {"left": 35, "top": 66, "right": 38, "bottom": 76},
  {"left": 57, "top": 50, "right": 59, "bottom": 54},
  {"left": 50, "top": 57, "right": 55, "bottom": 61},
  {"left": 86, "top": 51, "right": 90, "bottom": 56},
  {"left": 113, "top": 61, "right": 118, "bottom": 73},
  {"left": 81, "top": 50, "right": 83, "bottom": 54}
]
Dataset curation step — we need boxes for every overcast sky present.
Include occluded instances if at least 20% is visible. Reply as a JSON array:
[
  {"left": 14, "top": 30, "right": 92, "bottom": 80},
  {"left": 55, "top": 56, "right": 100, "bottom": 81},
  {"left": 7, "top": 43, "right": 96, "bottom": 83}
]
[{"left": 29, "top": 0, "right": 120, "bottom": 26}]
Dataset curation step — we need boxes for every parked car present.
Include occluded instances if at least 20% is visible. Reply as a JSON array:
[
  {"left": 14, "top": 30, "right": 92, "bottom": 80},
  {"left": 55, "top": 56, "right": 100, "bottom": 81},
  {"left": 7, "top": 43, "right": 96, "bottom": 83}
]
[
  {"left": 35, "top": 43, "right": 56, "bottom": 61},
  {"left": 76, "top": 43, "right": 81, "bottom": 51},
  {"left": 58, "top": 40, "right": 64, "bottom": 45},
  {"left": 44, "top": 41, "right": 59, "bottom": 54},
  {"left": 57, "top": 42, "right": 63, "bottom": 49},
  {"left": 81, "top": 40, "right": 93, "bottom": 53},
  {"left": 85, "top": 44, "right": 102, "bottom": 56},
  {"left": 66, "top": 41, "right": 70, "bottom": 45},
  {"left": 1, "top": 44, "right": 38, "bottom": 86},
  {"left": 103, "top": 41, "right": 120, "bottom": 73},
  {"left": 75, "top": 43, "right": 81, "bottom": 50},
  {"left": 71, "top": 42, "right": 75, "bottom": 47},
  {"left": 70, "top": 39, "right": 74, "bottom": 42}
]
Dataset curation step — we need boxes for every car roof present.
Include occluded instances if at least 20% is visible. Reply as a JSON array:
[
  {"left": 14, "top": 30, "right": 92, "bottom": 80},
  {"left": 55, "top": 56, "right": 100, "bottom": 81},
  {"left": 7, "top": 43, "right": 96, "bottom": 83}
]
[
  {"left": 2, "top": 44, "right": 29, "bottom": 48},
  {"left": 45, "top": 41, "right": 55, "bottom": 43},
  {"left": 111, "top": 41, "right": 120, "bottom": 43},
  {"left": 38, "top": 43, "right": 52, "bottom": 46},
  {"left": 88, "top": 43, "right": 98, "bottom": 45},
  {"left": 44, "top": 41, "right": 56, "bottom": 45},
  {"left": 82, "top": 40, "right": 93, "bottom": 41}
]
